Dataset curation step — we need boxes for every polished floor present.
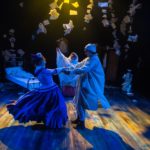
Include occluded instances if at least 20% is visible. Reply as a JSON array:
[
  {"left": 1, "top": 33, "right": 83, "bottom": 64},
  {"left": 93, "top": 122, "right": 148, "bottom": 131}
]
[{"left": 0, "top": 83, "right": 150, "bottom": 150}]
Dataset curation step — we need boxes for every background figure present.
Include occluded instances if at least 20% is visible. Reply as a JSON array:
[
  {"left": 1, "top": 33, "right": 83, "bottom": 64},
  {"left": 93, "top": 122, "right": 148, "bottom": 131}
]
[
  {"left": 56, "top": 37, "right": 69, "bottom": 56},
  {"left": 66, "top": 43, "right": 110, "bottom": 128},
  {"left": 56, "top": 48, "right": 79, "bottom": 97},
  {"left": 122, "top": 69, "right": 133, "bottom": 96}
]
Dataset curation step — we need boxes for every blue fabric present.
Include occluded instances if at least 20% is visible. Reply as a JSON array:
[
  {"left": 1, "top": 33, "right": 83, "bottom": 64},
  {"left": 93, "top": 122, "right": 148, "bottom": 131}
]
[
  {"left": 7, "top": 85, "right": 68, "bottom": 128},
  {"left": 74, "top": 54, "right": 111, "bottom": 111}
]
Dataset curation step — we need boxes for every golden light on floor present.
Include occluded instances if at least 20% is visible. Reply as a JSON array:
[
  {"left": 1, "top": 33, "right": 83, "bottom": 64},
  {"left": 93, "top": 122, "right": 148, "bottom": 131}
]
[{"left": 0, "top": 103, "right": 150, "bottom": 149}]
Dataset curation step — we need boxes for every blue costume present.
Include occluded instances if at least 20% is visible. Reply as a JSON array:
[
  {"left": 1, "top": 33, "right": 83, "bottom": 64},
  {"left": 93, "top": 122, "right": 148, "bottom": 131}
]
[
  {"left": 71, "top": 44, "right": 110, "bottom": 121},
  {"left": 7, "top": 67, "right": 68, "bottom": 128}
]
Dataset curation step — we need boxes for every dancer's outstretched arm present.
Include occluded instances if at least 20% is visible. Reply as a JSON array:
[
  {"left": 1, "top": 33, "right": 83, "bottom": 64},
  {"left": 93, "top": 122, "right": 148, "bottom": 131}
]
[{"left": 72, "top": 59, "right": 98, "bottom": 74}]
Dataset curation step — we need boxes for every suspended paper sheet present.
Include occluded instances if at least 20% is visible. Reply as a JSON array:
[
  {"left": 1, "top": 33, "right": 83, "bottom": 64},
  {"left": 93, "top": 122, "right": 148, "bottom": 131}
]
[
  {"left": 63, "top": 20, "right": 74, "bottom": 35},
  {"left": 70, "top": 10, "right": 78, "bottom": 15},
  {"left": 98, "top": 2, "right": 109, "bottom": 8},
  {"left": 37, "top": 23, "right": 47, "bottom": 34},
  {"left": 87, "top": 9, "right": 91, "bottom": 14},
  {"left": 49, "top": 9, "right": 60, "bottom": 20},
  {"left": 84, "top": 14, "right": 93, "bottom": 23},
  {"left": 58, "top": 2, "right": 64, "bottom": 10},
  {"left": 102, "top": 19, "right": 109, "bottom": 27},
  {"left": 49, "top": 2, "right": 58, "bottom": 9},
  {"left": 64, "top": 0, "right": 69, "bottom": 4},
  {"left": 72, "top": 2, "right": 79, "bottom": 8},
  {"left": 43, "top": 20, "right": 50, "bottom": 26}
]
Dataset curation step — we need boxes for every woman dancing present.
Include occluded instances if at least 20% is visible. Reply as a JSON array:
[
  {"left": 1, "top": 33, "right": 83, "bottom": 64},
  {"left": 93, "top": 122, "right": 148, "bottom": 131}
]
[{"left": 7, "top": 52, "right": 68, "bottom": 128}]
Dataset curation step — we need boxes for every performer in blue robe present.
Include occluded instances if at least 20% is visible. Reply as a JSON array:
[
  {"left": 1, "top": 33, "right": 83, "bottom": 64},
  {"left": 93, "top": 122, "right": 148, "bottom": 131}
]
[
  {"left": 7, "top": 53, "right": 68, "bottom": 128},
  {"left": 65, "top": 44, "right": 111, "bottom": 128}
]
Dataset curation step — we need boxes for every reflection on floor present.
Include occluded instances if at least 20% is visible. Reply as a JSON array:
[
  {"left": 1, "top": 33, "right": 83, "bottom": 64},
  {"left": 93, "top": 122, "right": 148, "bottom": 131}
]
[{"left": 0, "top": 83, "right": 150, "bottom": 150}]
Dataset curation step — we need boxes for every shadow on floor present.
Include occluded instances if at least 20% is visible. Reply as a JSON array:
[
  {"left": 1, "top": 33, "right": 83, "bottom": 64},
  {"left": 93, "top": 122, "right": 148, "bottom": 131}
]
[
  {"left": 76, "top": 127, "right": 134, "bottom": 150},
  {"left": 0, "top": 125, "right": 70, "bottom": 150},
  {"left": 0, "top": 124, "right": 135, "bottom": 150}
]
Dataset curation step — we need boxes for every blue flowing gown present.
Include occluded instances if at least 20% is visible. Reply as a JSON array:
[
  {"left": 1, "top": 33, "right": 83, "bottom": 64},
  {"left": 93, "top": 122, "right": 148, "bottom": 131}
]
[{"left": 7, "top": 68, "right": 68, "bottom": 128}]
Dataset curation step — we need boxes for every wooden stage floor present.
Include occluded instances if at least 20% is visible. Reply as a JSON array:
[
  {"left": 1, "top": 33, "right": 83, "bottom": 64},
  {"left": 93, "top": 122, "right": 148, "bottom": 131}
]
[{"left": 0, "top": 84, "right": 150, "bottom": 150}]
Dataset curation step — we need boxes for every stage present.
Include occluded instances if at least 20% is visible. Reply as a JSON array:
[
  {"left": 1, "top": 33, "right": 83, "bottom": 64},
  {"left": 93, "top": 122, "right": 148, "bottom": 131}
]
[{"left": 0, "top": 83, "right": 150, "bottom": 150}]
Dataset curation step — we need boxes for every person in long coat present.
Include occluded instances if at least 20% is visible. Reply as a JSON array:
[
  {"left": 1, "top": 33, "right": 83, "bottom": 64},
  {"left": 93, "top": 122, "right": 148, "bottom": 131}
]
[{"left": 65, "top": 43, "right": 111, "bottom": 128}]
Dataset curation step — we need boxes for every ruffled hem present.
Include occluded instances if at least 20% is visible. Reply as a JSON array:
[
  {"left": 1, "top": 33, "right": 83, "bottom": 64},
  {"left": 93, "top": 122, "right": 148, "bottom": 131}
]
[{"left": 7, "top": 85, "right": 68, "bottom": 128}]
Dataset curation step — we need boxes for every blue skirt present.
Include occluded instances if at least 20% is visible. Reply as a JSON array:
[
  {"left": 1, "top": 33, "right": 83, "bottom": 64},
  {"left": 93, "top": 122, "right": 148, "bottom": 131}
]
[{"left": 7, "top": 85, "right": 68, "bottom": 128}]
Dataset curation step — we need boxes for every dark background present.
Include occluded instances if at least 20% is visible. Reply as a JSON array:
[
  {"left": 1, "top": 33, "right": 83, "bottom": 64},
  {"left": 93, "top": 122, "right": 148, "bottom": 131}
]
[{"left": 0, "top": 0, "right": 149, "bottom": 97}]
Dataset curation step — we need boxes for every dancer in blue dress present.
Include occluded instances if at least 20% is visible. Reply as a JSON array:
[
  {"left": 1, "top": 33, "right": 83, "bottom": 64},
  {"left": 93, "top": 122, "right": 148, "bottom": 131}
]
[{"left": 7, "top": 52, "right": 68, "bottom": 128}]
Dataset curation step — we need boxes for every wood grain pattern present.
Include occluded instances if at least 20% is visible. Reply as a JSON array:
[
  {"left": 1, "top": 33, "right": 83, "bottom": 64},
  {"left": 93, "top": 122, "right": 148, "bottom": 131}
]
[{"left": 0, "top": 87, "right": 150, "bottom": 150}]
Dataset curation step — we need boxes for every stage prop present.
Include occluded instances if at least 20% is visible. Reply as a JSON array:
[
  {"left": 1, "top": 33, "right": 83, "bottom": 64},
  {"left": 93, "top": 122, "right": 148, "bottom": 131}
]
[{"left": 5, "top": 67, "right": 40, "bottom": 91}]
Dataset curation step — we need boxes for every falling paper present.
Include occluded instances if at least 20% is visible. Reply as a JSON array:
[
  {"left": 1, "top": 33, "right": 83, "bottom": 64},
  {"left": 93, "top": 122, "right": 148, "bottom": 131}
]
[
  {"left": 128, "top": 34, "right": 138, "bottom": 42},
  {"left": 87, "top": 4, "right": 93, "bottom": 9},
  {"left": 37, "top": 23, "right": 47, "bottom": 34},
  {"left": 63, "top": 20, "right": 74, "bottom": 35},
  {"left": 70, "top": 10, "right": 78, "bottom": 15},
  {"left": 58, "top": 2, "right": 64, "bottom": 10},
  {"left": 72, "top": 2, "right": 79, "bottom": 8},
  {"left": 84, "top": 14, "right": 93, "bottom": 23},
  {"left": 64, "top": 0, "right": 69, "bottom": 4},
  {"left": 43, "top": 20, "right": 50, "bottom": 26},
  {"left": 49, "top": 9, "right": 60, "bottom": 20},
  {"left": 87, "top": 9, "right": 91, "bottom": 14},
  {"left": 98, "top": 2, "right": 109, "bottom": 8},
  {"left": 102, "top": 19, "right": 109, "bottom": 27},
  {"left": 49, "top": 1, "right": 58, "bottom": 9}
]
